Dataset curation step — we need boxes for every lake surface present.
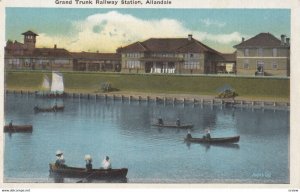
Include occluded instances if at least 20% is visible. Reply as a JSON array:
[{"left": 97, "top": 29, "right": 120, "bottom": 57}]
[{"left": 3, "top": 94, "right": 289, "bottom": 183}]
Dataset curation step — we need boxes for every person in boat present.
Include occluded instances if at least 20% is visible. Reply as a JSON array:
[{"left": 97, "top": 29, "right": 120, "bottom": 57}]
[
  {"left": 101, "top": 156, "right": 111, "bottom": 169},
  {"left": 55, "top": 150, "right": 66, "bottom": 168},
  {"left": 176, "top": 118, "right": 181, "bottom": 126},
  {"left": 84, "top": 154, "right": 93, "bottom": 171},
  {"left": 158, "top": 117, "right": 164, "bottom": 125},
  {"left": 53, "top": 102, "right": 58, "bottom": 110},
  {"left": 186, "top": 130, "right": 192, "bottom": 139},
  {"left": 203, "top": 128, "right": 211, "bottom": 139},
  {"left": 34, "top": 105, "right": 39, "bottom": 111},
  {"left": 9, "top": 120, "right": 13, "bottom": 129}
]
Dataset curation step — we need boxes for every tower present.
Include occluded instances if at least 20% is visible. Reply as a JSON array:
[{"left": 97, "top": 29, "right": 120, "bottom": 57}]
[{"left": 22, "top": 30, "right": 38, "bottom": 51}]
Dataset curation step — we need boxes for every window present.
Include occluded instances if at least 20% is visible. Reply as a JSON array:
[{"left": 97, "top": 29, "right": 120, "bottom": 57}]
[
  {"left": 272, "top": 48, "right": 277, "bottom": 57},
  {"left": 184, "top": 61, "right": 200, "bottom": 69},
  {"left": 243, "top": 60, "right": 249, "bottom": 69},
  {"left": 258, "top": 48, "right": 263, "bottom": 57},
  {"left": 272, "top": 62, "right": 278, "bottom": 69},
  {"left": 244, "top": 49, "right": 249, "bottom": 56},
  {"left": 126, "top": 60, "right": 140, "bottom": 69}
]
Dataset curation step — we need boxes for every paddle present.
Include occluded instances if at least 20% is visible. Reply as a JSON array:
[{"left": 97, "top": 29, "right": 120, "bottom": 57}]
[{"left": 76, "top": 171, "right": 95, "bottom": 183}]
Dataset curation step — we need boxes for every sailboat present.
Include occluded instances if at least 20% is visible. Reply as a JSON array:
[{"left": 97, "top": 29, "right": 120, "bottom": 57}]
[
  {"left": 36, "top": 71, "right": 65, "bottom": 98},
  {"left": 50, "top": 71, "right": 64, "bottom": 95}
]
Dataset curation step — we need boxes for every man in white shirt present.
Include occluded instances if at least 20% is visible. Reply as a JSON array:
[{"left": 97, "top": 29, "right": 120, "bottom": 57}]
[
  {"left": 55, "top": 150, "right": 66, "bottom": 167},
  {"left": 102, "top": 156, "right": 111, "bottom": 169}
]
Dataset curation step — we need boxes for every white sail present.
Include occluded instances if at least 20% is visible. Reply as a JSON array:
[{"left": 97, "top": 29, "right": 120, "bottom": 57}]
[
  {"left": 41, "top": 75, "right": 50, "bottom": 90},
  {"left": 51, "top": 71, "right": 64, "bottom": 93}
]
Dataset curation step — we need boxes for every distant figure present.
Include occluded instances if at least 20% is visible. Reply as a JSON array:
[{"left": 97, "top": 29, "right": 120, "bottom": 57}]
[
  {"left": 158, "top": 117, "right": 164, "bottom": 125},
  {"left": 55, "top": 150, "right": 66, "bottom": 168},
  {"left": 85, "top": 154, "right": 93, "bottom": 171},
  {"left": 102, "top": 156, "right": 111, "bottom": 169},
  {"left": 186, "top": 130, "right": 192, "bottom": 139},
  {"left": 176, "top": 118, "right": 181, "bottom": 126},
  {"left": 53, "top": 102, "right": 58, "bottom": 111},
  {"left": 9, "top": 120, "right": 13, "bottom": 129},
  {"left": 204, "top": 128, "right": 211, "bottom": 139}
]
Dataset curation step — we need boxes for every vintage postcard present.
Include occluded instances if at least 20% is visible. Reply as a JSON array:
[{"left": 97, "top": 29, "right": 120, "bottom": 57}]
[{"left": 0, "top": 0, "right": 299, "bottom": 191}]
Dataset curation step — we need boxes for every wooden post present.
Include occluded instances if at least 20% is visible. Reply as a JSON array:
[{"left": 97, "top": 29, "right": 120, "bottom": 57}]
[
  {"left": 273, "top": 102, "right": 276, "bottom": 107},
  {"left": 105, "top": 94, "right": 107, "bottom": 101},
  {"left": 147, "top": 96, "right": 150, "bottom": 103},
  {"left": 121, "top": 95, "right": 124, "bottom": 102}
]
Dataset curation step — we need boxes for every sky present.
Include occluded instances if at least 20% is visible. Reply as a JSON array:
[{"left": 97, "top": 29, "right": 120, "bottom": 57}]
[{"left": 5, "top": 8, "right": 290, "bottom": 53}]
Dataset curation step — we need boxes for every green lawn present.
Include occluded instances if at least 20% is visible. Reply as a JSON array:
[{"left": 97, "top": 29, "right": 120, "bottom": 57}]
[{"left": 5, "top": 71, "right": 290, "bottom": 100}]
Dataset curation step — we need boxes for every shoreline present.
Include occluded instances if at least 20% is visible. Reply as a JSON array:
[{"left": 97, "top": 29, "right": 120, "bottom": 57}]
[{"left": 5, "top": 89, "right": 290, "bottom": 110}]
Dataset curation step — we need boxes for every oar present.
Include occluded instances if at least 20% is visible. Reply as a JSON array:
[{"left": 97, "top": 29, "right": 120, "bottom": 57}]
[{"left": 76, "top": 171, "right": 95, "bottom": 183}]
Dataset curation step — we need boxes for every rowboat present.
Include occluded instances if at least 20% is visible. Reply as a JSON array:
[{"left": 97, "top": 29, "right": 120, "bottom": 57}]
[
  {"left": 185, "top": 136, "right": 240, "bottom": 144},
  {"left": 4, "top": 125, "right": 33, "bottom": 133},
  {"left": 49, "top": 163, "right": 128, "bottom": 179},
  {"left": 152, "top": 123, "right": 194, "bottom": 129},
  {"left": 34, "top": 106, "right": 64, "bottom": 112}
]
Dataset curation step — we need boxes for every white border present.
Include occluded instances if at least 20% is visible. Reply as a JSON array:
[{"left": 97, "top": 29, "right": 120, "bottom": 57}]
[{"left": 0, "top": 0, "right": 299, "bottom": 191}]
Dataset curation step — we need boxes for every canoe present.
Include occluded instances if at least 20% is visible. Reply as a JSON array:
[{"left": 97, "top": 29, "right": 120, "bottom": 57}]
[
  {"left": 34, "top": 106, "right": 64, "bottom": 112},
  {"left": 185, "top": 136, "right": 240, "bottom": 144},
  {"left": 152, "top": 123, "right": 194, "bottom": 129},
  {"left": 49, "top": 163, "right": 128, "bottom": 179},
  {"left": 4, "top": 125, "right": 33, "bottom": 133}
]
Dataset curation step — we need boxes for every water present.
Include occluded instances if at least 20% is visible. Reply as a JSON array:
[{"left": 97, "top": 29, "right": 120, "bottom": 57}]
[{"left": 3, "top": 94, "right": 289, "bottom": 183}]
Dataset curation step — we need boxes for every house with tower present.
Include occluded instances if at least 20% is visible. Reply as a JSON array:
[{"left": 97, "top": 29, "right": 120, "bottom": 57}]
[{"left": 4, "top": 30, "right": 120, "bottom": 72}]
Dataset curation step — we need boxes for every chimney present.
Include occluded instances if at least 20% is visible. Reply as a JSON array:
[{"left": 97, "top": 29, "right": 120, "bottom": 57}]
[
  {"left": 188, "top": 34, "right": 193, "bottom": 41},
  {"left": 242, "top": 37, "right": 245, "bottom": 42},
  {"left": 54, "top": 44, "right": 57, "bottom": 49},
  {"left": 281, "top": 35, "right": 285, "bottom": 45},
  {"left": 286, "top": 37, "right": 290, "bottom": 46}
]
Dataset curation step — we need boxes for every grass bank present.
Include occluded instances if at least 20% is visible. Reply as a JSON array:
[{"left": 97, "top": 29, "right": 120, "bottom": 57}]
[{"left": 5, "top": 71, "right": 290, "bottom": 100}]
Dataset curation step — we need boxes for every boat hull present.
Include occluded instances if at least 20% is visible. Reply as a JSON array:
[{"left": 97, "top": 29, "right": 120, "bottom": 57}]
[
  {"left": 35, "top": 92, "right": 66, "bottom": 98},
  {"left": 4, "top": 125, "right": 33, "bottom": 133},
  {"left": 49, "top": 163, "right": 128, "bottom": 179},
  {"left": 185, "top": 136, "right": 240, "bottom": 144},
  {"left": 34, "top": 106, "right": 64, "bottom": 112},
  {"left": 152, "top": 123, "right": 194, "bottom": 129}
]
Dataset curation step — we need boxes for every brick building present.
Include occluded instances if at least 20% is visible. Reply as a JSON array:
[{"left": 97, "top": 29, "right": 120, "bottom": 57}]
[
  {"left": 118, "top": 34, "right": 233, "bottom": 75},
  {"left": 233, "top": 33, "right": 290, "bottom": 76}
]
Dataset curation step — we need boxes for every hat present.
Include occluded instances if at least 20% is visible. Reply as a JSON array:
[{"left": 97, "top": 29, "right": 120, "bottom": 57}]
[
  {"left": 84, "top": 154, "right": 92, "bottom": 161},
  {"left": 106, "top": 156, "right": 109, "bottom": 160},
  {"left": 56, "top": 150, "right": 63, "bottom": 156}
]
